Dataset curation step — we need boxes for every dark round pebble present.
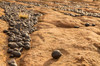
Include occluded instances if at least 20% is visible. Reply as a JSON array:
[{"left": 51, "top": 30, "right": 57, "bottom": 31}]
[
  {"left": 22, "top": 33, "right": 29, "bottom": 37},
  {"left": 9, "top": 23, "right": 15, "bottom": 27},
  {"left": 25, "top": 35, "right": 30, "bottom": 39},
  {"left": 24, "top": 42, "right": 30, "bottom": 45},
  {"left": 7, "top": 32, "right": 12, "bottom": 36},
  {"left": 34, "top": 13, "right": 39, "bottom": 16},
  {"left": 23, "top": 36, "right": 31, "bottom": 40},
  {"left": 24, "top": 45, "right": 30, "bottom": 50},
  {"left": 10, "top": 34, "right": 15, "bottom": 38},
  {"left": 85, "top": 23, "right": 90, "bottom": 27},
  {"left": 12, "top": 29, "right": 19, "bottom": 34},
  {"left": 8, "top": 59, "right": 17, "bottom": 66},
  {"left": 3, "top": 30, "right": 8, "bottom": 33},
  {"left": 8, "top": 42, "right": 19, "bottom": 49},
  {"left": 52, "top": 50, "right": 62, "bottom": 59},
  {"left": 23, "top": 38, "right": 31, "bottom": 42},
  {"left": 10, "top": 63, "right": 17, "bottom": 66},
  {"left": 16, "top": 38, "right": 22, "bottom": 42},
  {"left": 29, "top": 28, "right": 35, "bottom": 34},
  {"left": 92, "top": 24, "right": 95, "bottom": 26},
  {"left": 17, "top": 42, "right": 24, "bottom": 47},
  {"left": 33, "top": 18, "right": 37, "bottom": 21},
  {"left": 7, "top": 48, "right": 13, "bottom": 53},
  {"left": 8, "top": 37, "right": 14, "bottom": 42},
  {"left": 74, "top": 26, "right": 79, "bottom": 28},
  {"left": 9, "top": 54, "right": 14, "bottom": 58},
  {"left": 15, "top": 24, "right": 21, "bottom": 30},
  {"left": 19, "top": 41, "right": 24, "bottom": 44},
  {"left": 34, "top": 21, "right": 38, "bottom": 25},
  {"left": 12, "top": 51, "right": 21, "bottom": 57},
  {"left": 27, "top": 5, "right": 32, "bottom": 8},
  {"left": 9, "top": 27, "right": 14, "bottom": 30}
]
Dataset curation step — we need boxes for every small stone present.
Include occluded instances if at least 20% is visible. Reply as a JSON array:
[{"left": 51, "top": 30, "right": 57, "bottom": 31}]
[
  {"left": 29, "top": 27, "right": 37, "bottom": 34},
  {"left": 74, "top": 26, "right": 79, "bottom": 28},
  {"left": 15, "top": 24, "right": 21, "bottom": 30},
  {"left": 12, "top": 51, "right": 21, "bottom": 57},
  {"left": 8, "top": 59, "right": 15, "bottom": 64},
  {"left": 9, "top": 63, "right": 17, "bottom": 66},
  {"left": 22, "top": 33, "right": 28, "bottom": 37},
  {"left": 23, "top": 38, "right": 29, "bottom": 41},
  {"left": 24, "top": 45, "right": 30, "bottom": 50},
  {"left": 8, "top": 42, "right": 19, "bottom": 49},
  {"left": 7, "top": 48, "right": 13, "bottom": 53},
  {"left": 25, "top": 35, "right": 30, "bottom": 39},
  {"left": 34, "top": 13, "right": 39, "bottom": 16},
  {"left": 20, "top": 41, "right": 24, "bottom": 44},
  {"left": 24, "top": 42, "right": 30, "bottom": 45},
  {"left": 29, "top": 28, "right": 35, "bottom": 34},
  {"left": 17, "top": 42, "right": 24, "bottom": 47},
  {"left": 27, "top": 5, "right": 32, "bottom": 8},
  {"left": 3, "top": 30, "right": 8, "bottom": 33},
  {"left": 8, "top": 59, "right": 17, "bottom": 66},
  {"left": 92, "top": 24, "right": 95, "bottom": 26},
  {"left": 9, "top": 21, "right": 16, "bottom": 27},
  {"left": 7, "top": 32, "right": 12, "bottom": 36},
  {"left": 16, "top": 38, "right": 22, "bottom": 42},
  {"left": 9, "top": 54, "right": 14, "bottom": 58},
  {"left": 12, "top": 29, "right": 19, "bottom": 34},
  {"left": 33, "top": 20, "right": 38, "bottom": 25},
  {"left": 14, "top": 48, "right": 19, "bottom": 51},
  {"left": 9, "top": 27, "right": 14, "bottom": 30},
  {"left": 52, "top": 50, "right": 62, "bottom": 59},
  {"left": 8, "top": 37, "right": 14, "bottom": 42},
  {"left": 23, "top": 38, "right": 31, "bottom": 42},
  {"left": 85, "top": 23, "right": 90, "bottom": 27},
  {"left": 26, "top": 36, "right": 30, "bottom": 39},
  {"left": 9, "top": 23, "right": 15, "bottom": 27},
  {"left": 33, "top": 18, "right": 37, "bottom": 21}
]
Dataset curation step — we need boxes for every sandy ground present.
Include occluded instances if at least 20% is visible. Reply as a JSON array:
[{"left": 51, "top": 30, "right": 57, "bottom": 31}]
[{"left": 0, "top": 0, "right": 100, "bottom": 66}]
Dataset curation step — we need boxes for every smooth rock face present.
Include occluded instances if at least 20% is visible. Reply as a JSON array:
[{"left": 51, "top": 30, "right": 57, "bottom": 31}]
[{"left": 52, "top": 50, "right": 62, "bottom": 59}]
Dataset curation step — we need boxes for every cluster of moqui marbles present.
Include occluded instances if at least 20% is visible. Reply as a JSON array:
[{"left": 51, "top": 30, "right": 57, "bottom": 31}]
[
  {"left": 0, "top": 1, "right": 42, "bottom": 66},
  {"left": 21, "top": 1, "right": 100, "bottom": 18}
]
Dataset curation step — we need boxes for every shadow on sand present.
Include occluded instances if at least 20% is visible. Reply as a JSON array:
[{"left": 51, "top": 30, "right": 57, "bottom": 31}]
[{"left": 43, "top": 58, "right": 58, "bottom": 66}]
